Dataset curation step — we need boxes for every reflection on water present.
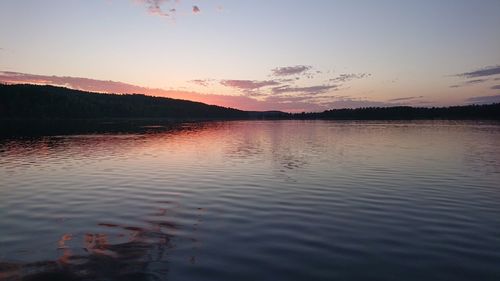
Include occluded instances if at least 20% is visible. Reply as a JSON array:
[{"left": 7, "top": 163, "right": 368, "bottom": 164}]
[
  {"left": 1, "top": 199, "right": 205, "bottom": 281},
  {"left": 1, "top": 203, "right": 180, "bottom": 281},
  {"left": 1, "top": 120, "right": 500, "bottom": 281}
]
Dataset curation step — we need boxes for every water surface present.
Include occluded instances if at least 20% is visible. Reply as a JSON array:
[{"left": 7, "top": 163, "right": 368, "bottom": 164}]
[{"left": 1, "top": 120, "right": 500, "bottom": 280}]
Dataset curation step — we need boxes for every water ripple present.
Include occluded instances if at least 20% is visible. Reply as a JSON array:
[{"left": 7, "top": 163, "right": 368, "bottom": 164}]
[{"left": 1, "top": 120, "right": 500, "bottom": 281}]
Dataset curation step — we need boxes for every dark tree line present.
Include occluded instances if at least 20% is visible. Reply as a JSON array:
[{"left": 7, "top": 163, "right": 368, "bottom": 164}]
[
  {"left": 1, "top": 83, "right": 499, "bottom": 120},
  {"left": 0, "top": 84, "right": 247, "bottom": 119},
  {"left": 294, "top": 104, "right": 500, "bottom": 120}
]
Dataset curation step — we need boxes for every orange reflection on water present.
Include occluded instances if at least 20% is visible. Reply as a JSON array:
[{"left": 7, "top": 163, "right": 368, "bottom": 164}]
[{"left": 57, "top": 233, "right": 73, "bottom": 265}]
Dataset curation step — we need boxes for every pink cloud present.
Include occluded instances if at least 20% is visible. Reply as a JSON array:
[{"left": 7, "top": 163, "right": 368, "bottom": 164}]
[
  {"left": 220, "top": 79, "right": 280, "bottom": 90},
  {"left": 189, "top": 79, "right": 212, "bottom": 87},
  {"left": 135, "top": 0, "right": 171, "bottom": 17},
  {"left": 271, "top": 84, "right": 338, "bottom": 95}
]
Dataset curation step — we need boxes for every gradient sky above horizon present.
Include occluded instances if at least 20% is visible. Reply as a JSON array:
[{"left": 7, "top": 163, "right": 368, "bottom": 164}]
[{"left": 1, "top": 0, "right": 500, "bottom": 112}]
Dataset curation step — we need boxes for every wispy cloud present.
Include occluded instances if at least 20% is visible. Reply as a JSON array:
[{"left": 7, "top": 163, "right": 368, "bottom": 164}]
[
  {"left": 189, "top": 79, "right": 212, "bottom": 87},
  {"left": 330, "top": 73, "right": 371, "bottom": 83},
  {"left": 135, "top": 0, "right": 171, "bottom": 17},
  {"left": 450, "top": 78, "right": 489, "bottom": 88},
  {"left": 456, "top": 65, "right": 500, "bottom": 78},
  {"left": 272, "top": 84, "right": 338, "bottom": 95},
  {"left": 134, "top": 0, "right": 201, "bottom": 18},
  {"left": 387, "top": 96, "right": 424, "bottom": 102},
  {"left": 198, "top": 65, "right": 371, "bottom": 107},
  {"left": 465, "top": 79, "right": 488, "bottom": 84},
  {"left": 449, "top": 69, "right": 492, "bottom": 88},
  {"left": 220, "top": 79, "right": 280, "bottom": 90},
  {"left": 466, "top": 94, "right": 500, "bottom": 104},
  {"left": 271, "top": 65, "right": 312, "bottom": 76},
  {"left": 278, "top": 78, "right": 300, "bottom": 83}
]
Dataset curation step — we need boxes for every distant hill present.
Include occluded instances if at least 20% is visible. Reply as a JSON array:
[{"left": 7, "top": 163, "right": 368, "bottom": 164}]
[
  {"left": 295, "top": 104, "right": 500, "bottom": 120},
  {"left": 0, "top": 83, "right": 499, "bottom": 120},
  {"left": 0, "top": 84, "right": 251, "bottom": 120}
]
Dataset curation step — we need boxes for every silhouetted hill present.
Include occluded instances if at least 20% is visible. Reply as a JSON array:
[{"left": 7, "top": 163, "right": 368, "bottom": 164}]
[
  {"left": 1, "top": 83, "right": 499, "bottom": 120},
  {"left": 247, "top": 110, "right": 291, "bottom": 119},
  {"left": 0, "top": 84, "right": 248, "bottom": 120}
]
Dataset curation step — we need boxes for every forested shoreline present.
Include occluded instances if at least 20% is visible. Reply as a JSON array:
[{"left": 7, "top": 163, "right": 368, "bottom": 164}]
[{"left": 1, "top": 84, "right": 499, "bottom": 120}]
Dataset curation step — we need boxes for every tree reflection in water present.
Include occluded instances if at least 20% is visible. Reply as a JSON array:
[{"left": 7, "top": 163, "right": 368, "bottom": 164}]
[{"left": 1, "top": 209, "right": 177, "bottom": 281}]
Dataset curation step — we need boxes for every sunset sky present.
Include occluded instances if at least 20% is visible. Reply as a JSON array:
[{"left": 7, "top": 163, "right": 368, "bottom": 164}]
[{"left": 1, "top": 0, "right": 500, "bottom": 112}]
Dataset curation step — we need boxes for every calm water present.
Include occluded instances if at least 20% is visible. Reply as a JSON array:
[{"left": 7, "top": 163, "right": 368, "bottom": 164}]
[{"left": 1, "top": 120, "right": 500, "bottom": 281}]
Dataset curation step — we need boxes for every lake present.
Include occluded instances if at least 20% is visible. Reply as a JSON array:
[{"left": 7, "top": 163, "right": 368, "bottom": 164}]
[{"left": 1, "top": 120, "right": 500, "bottom": 281}]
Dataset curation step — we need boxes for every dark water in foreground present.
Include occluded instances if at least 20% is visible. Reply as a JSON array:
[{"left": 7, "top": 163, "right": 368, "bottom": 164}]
[{"left": 1, "top": 120, "right": 500, "bottom": 281}]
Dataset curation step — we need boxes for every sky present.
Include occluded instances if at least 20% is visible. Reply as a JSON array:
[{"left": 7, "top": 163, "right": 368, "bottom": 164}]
[{"left": 1, "top": 0, "right": 500, "bottom": 112}]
